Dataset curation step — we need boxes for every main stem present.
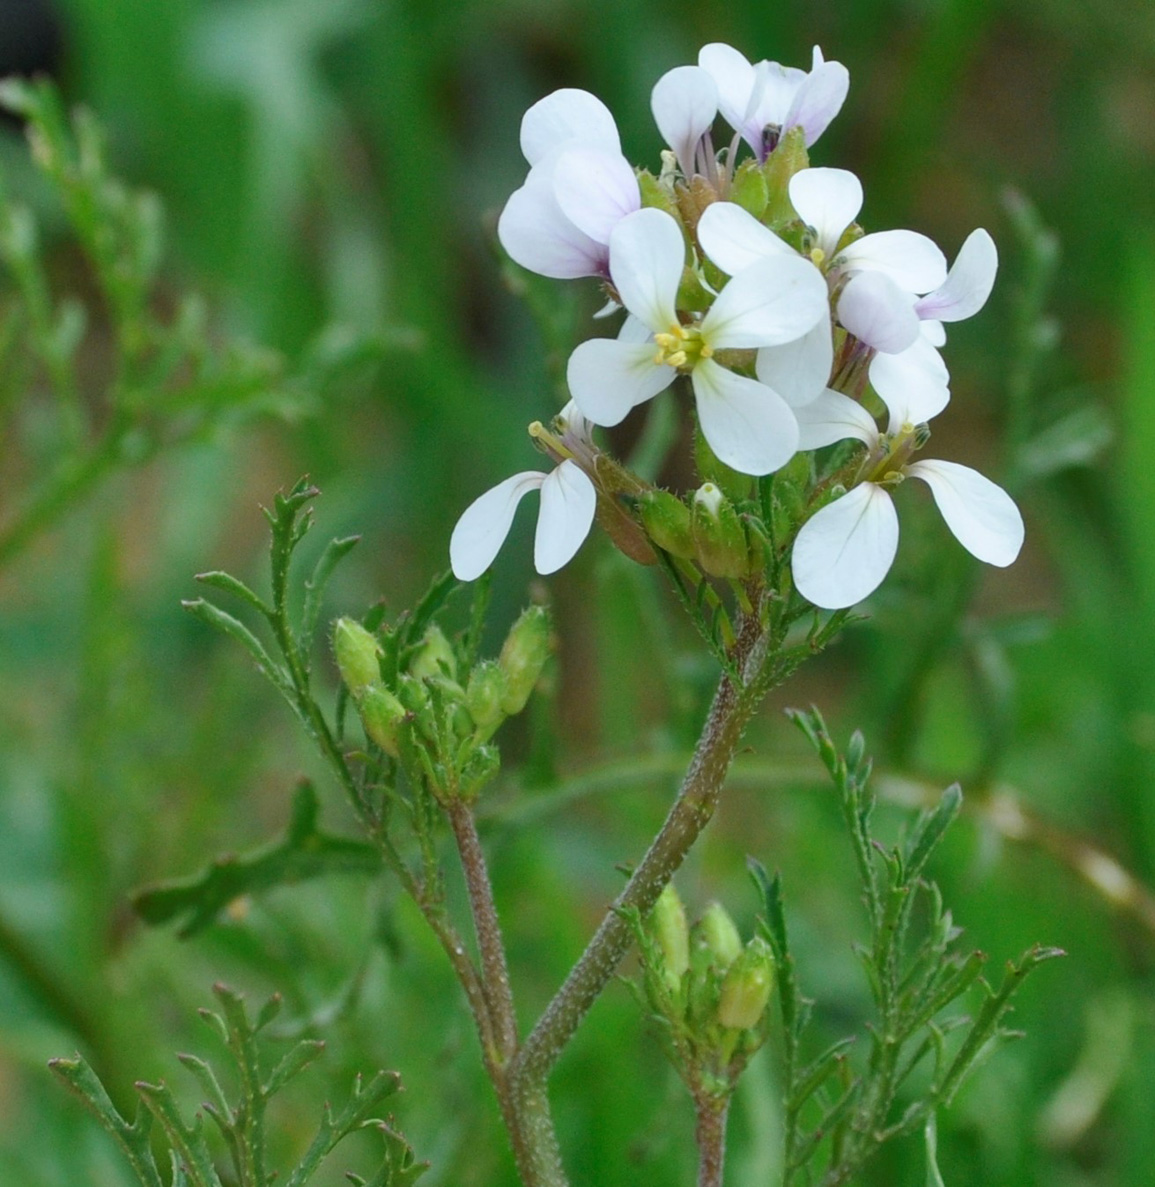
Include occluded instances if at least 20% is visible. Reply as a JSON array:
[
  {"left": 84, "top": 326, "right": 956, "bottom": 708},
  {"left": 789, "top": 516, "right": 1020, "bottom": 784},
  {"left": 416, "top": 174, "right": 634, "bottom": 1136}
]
[{"left": 695, "top": 1094, "right": 730, "bottom": 1187}]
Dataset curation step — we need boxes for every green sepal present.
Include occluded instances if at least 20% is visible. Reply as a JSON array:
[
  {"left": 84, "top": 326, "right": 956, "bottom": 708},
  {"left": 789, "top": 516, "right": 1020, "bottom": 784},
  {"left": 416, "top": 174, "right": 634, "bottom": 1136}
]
[
  {"left": 763, "top": 126, "right": 809, "bottom": 231},
  {"left": 730, "top": 159, "right": 769, "bottom": 220},
  {"left": 694, "top": 428, "right": 753, "bottom": 502},
  {"left": 639, "top": 489, "right": 694, "bottom": 557}
]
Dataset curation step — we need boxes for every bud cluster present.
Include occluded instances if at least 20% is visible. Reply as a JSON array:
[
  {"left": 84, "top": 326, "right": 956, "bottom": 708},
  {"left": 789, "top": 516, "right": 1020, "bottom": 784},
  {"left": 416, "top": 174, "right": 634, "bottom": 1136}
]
[{"left": 332, "top": 605, "right": 552, "bottom": 801}]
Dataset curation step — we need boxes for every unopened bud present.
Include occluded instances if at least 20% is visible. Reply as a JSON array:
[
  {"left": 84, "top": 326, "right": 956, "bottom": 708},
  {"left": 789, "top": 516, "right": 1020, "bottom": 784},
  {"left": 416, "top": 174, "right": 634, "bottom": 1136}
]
[
  {"left": 410, "top": 624, "right": 456, "bottom": 681},
  {"left": 717, "top": 937, "right": 775, "bottom": 1030},
  {"left": 763, "top": 125, "right": 809, "bottom": 231},
  {"left": 498, "top": 605, "right": 552, "bottom": 716},
  {"left": 692, "top": 485, "right": 752, "bottom": 579},
  {"left": 729, "top": 159, "right": 769, "bottom": 221},
  {"left": 466, "top": 661, "right": 508, "bottom": 735},
  {"left": 696, "top": 901, "right": 743, "bottom": 972},
  {"left": 358, "top": 685, "right": 407, "bottom": 757},
  {"left": 694, "top": 430, "right": 753, "bottom": 503},
  {"left": 651, "top": 884, "right": 690, "bottom": 986},
  {"left": 640, "top": 489, "right": 694, "bottom": 558},
  {"left": 332, "top": 618, "right": 383, "bottom": 697}
]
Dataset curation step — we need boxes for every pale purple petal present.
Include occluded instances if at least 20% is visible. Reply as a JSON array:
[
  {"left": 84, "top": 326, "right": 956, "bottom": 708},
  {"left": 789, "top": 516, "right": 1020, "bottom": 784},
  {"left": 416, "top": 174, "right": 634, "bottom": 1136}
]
[
  {"left": 697, "top": 201, "right": 794, "bottom": 277},
  {"left": 553, "top": 148, "right": 641, "bottom": 244},
  {"left": 608, "top": 208, "right": 684, "bottom": 331},
  {"left": 793, "top": 389, "right": 879, "bottom": 450},
  {"left": 784, "top": 59, "right": 849, "bottom": 146},
  {"left": 450, "top": 471, "right": 546, "bottom": 580},
  {"left": 792, "top": 483, "right": 899, "bottom": 609},
  {"left": 755, "top": 317, "right": 835, "bottom": 407},
  {"left": 698, "top": 43, "right": 757, "bottom": 144},
  {"left": 535, "top": 460, "right": 598, "bottom": 573},
  {"left": 753, "top": 61, "right": 806, "bottom": 131},
  {"left": 837, "top": 270, "right": 921, "bottom": 354},
  {"left": 906, "top": 459, "right": 1024, "bottom": 567},
  {"left": 840, "top": 230, "right": 947, "bottom": 294},
  {"left": 703, "top": 255, "right": 828, "bottom": 350},
  {"left": 498, "top": 175, "right": 607, "bottom": 279},
  {"left": 915, "top": 228, "right": 998, "bottom": 322},
  {"left": 520, "top": 89, "right": 620, "bottom": 166},
  {"left": 691, "top": 358, "right": 800, "bottom": 475},
  {"left": 789, "top": 168, "right": 863, "bottom": 257},
  {"left": 869, "top": 336, "right": 950, "bottom": 432},
  {"left": 567, "top": 337, "right": 674, "bottom": 426},
  {"left": 651, "top": 65, "right": 719, "bottom": 177}
]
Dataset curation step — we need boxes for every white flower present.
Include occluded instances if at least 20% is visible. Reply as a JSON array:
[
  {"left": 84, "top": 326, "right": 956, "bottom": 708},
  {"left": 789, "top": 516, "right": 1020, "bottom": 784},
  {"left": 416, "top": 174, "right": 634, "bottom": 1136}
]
[
  {"left": 449, "top": 403, "right": 598, "bottom": 581},
  {"left": 789, "top": 387, "right": 1023, "bottom": 609},
  {"left": 650, "top": 65, "right": 719, "bottom": 178},
  {"left": 566, "top": 207, "right": 829, "bottom": 476},
  {"left": 914, "top": 227, "right": 999, "bottom": 347},
  {"left": 497, "top": 89, "right": 641, "bottom": 280},
  {"left": 698, "top": 43, "right": 849, "bottom": 161}
]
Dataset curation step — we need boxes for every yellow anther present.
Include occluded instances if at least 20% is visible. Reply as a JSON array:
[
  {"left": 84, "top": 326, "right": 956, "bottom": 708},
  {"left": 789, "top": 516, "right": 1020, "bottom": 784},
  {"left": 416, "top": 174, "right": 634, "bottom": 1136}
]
[
  {"left": 809, "top": 247, "right": 826, "bottom": 266},
  {"left": 528, "top": 420, "right": 545, "bottom": 438},
  {"left": 654, "top": 332, "right": 677, "bottom": 349},
  {"left": 667, "top": 350, "right": 688, "bottom": 368},
  {"left": 700, "top": 343, "right": 714, "bottom": 359},
  {"left": 653, "top": 349, "right": 667, "bottom": 365}
]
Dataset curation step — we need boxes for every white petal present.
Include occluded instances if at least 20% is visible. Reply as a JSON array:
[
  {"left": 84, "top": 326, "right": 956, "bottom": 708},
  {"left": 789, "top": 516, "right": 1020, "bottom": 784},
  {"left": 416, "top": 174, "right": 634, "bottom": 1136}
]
[
  {"left": 608, "top": 208, "right": 684, "bottom": 331},
  {"left": 840, "top": 230, "right": 947, "bottom": 294},
  {"left": 651, "top": 65, "right": 718, "bottom": 177},
  {"left": 784, "top": 59, "right": 849, "bottom": 146},
  {"left": 921, "top": 319, "right": 947, "bottom": 347},
  {"left": 793, "top": 389, "right": 879, "bottom": 450},
  {"left": 755, "top": 317, "right": 834, "bottom": 407},
  {"left": 751, "top": 61, "right": 804, "bottom": 131},
  {"left": 869, "top": 337, "right": 950, "bottom": 432},
  {"left": 450, "top": 471, "right": 545, "bottom": 580},
  {"left": 520, "top": 89, "right": 620, "bottom": 166},
  {"left": 566, "top": 337, "right": 674, "bottom": 426},
  {"left": 792, "top": 483, "right": 899, "bottom": 609},
  {"left": 703, "top": 255, "right": 827, "bottom": 350},
  {"left": 697, "top": 201, "right": 794, "bottom": 276},
  {"left": 618, "top": 313, "right": 654, "bottom": 343},
  {"left": 789, "top": 168, "right": 862, "bottom": 256},
  {"left": 553, "top": 148, "right": 640, "bottom": 244},
  {"left": 906, "top": 459, "right": 1024, "bottom": 567},
  {"left": 915, "top": 228, "right": 998, "bottom": 322},
  {"left": 691, "top": 358, "right": 800, "bottom": 475},
  {"left": 535, "top": 460, "right": 598, "bottom": 573},
  {"left": 698, "top": 43, "right": 757, "bottom": 144},
  {"left": 497, "top": 176, "right": 606, "bottom": 279},
  {"left": 837, "top": 270, "right": 920, "bottom": 354}
]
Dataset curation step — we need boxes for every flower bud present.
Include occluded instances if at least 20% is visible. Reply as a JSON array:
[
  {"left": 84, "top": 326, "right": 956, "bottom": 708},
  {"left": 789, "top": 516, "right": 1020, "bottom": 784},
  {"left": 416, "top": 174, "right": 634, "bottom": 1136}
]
[
  {"left": 696, "top": 901, "right": 743, "bottom": 971},
  {"left": 332, "top": 618, "right": 383, "bottom": 697},
  {"left": 410, "top": 624, "right": 456, "bottom": 682},
  {"left": 717, "top": 937, "right": 775, "bottom": 1030},
  {"left": 466, "top": 661, "right": 508, "bottom": 735},
  {"left": 498, "top": 605, "right": 552, "bottom": 716},
  {"left": 639, "top": 489, "right": 694, "bottom": 558},
  {"left": 763, "top": 125, "right": 809, "bottom": 231},
  {"left": 358, "top": 685, "right": 407, "bottom": 757},
  {"left": 694, "top": 430, "right": 752, "bottom": 503},
  {"left": 691, "top": 485, "right": 753, "bottom": 579},
  {"left": 651, "top": 883, "right": 690, "bottom": 988},
  {"left": 729, "top": 159, "right": 769, "bottom": 221}
]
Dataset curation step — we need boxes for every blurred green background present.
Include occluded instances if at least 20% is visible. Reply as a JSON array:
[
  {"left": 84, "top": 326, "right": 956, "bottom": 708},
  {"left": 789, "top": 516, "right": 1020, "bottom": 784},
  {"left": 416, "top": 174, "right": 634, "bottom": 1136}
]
[{"left": 1, "top": 0, "right": 1154, "bottom": 1183}]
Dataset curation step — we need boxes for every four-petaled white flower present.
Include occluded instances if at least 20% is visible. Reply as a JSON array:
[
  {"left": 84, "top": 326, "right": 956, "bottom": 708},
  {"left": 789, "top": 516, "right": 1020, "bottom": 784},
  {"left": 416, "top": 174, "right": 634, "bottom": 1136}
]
[
  {"left": 566, "top": 207, "right": 829, "bottom": 476},
  {"left": 450, "top": 403, "right": 598, "bottom": 581},
  {"left": 790, "top": 381, "right": 1023, "bottom": 610}
]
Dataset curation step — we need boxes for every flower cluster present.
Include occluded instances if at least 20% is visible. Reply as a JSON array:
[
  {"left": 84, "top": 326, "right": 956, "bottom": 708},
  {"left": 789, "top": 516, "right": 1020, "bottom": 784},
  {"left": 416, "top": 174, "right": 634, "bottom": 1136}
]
[{"left": 451, "top": 42, "right": 1023, "bottom": 610}]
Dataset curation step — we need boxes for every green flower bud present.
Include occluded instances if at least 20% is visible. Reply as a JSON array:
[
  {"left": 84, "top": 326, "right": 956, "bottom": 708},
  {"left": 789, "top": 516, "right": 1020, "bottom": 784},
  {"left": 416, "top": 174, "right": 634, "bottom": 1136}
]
[
  {"left": 763, "top": 125, "right": 809, "bottom": 231},
  {"left": 651, "top": 883, "right": 690, "bottom": 988},
  {"left": 358, "top": 685, "right": 407, "bottom": 757},
  {"left": 410, "top": 624, "right": 456, "bottom": 682},
  {"left": 717, "top": 937, "right": 776, "bottom": 1030},
  {"left": 694, "top": 429, "right": 752, "bottom": 503},
  {"left": 637, "top": 168, "right": 680, "bottom": 220},
  {"left": 640, "top": 489, "right": 694, "bottom": 558},
  {"left": 498, "top": 605, "right": 552, "bottom": 716},
  {"left": 729, "top": 159, "right": 769, "bottom": 221},
  {"left": 691, "top": 485, "right": 753, "bottom": 579},
  {"left": 332, "top": 618, "right": 383, "bottom": 697},
  {"left": 696, "top": 901, "right": 743, "bottom": 972},
  {"left": 466, "top": 661, "right": 509, "bottom": 736}
]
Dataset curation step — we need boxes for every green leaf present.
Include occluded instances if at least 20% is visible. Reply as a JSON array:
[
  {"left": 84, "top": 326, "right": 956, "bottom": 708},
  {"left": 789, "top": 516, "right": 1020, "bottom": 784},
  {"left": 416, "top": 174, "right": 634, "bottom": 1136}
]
[
  {"left": 300, "top": 534, "right": 361, "bottom": 648},
  {"left": 194, "top": 569, "right": 272, "bottom": 617},
  {"left": 903, "top": 784, "right": 963, "bottom": 885},
  {"left": 135, "top": 1080, "right": 224, "bottom": 1187},
  {"left": 182, "top": 597, "right": 290, "bottom": 692},
  {"left": 401, "top": 569, "right": 458, "bottom": 649},
  {"left": 265, "top": 1040, "right": 326, "bottom": 1096}
]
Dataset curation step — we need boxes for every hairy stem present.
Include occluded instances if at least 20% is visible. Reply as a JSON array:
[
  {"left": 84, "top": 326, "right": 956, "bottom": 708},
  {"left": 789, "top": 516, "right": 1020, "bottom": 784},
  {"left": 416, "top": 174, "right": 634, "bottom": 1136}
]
[{"left": 695, "top": 1094, "right": 730, "bottom": 1187}]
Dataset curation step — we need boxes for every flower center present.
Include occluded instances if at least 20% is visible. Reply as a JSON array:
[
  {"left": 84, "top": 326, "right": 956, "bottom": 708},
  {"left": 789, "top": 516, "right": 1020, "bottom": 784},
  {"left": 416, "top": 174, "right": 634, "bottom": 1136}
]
[
  {"left": 864, "top": 421, "right": 920, "bottom": 485},
  {"left": 652, "top": 323, "right": 713, "bottom": 370}
]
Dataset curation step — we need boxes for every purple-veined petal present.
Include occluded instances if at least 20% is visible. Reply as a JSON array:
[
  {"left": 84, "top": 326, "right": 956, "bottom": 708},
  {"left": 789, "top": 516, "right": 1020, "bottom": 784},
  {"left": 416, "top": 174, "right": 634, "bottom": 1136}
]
[
  {"left": 906, "top": 459, "right": 1024, "bottom": 567},
  {"left": 553, "top": 148, "right": 641, "bottom": 244},
  {"left": 520, "top": 89, "right": 620, "bottom": 166},
  {"left": 915, "top": 228, "right": 998, "bottom": 322},
  {"left": 789, "top": 167, "right": 863, "bottom": 257},
  {"left": 535, "top": 459, "right": 598, "bottom": 573},
  {"left": 755, "top": 317, "right": 835, "bottom": 407},
  {"left": 703, "top": 255, "right": 827, "bottom": 350},
  {"left": 792, "top": 482, "right": 899, "bottom": 609},
  {"left": 651, "top": 65, "right": 718, "bottom": 177},
  {"left": 450, "top": 471, "right": 546, "bottom": 580},
  {"left": 869, "top": 337, "right": 950, "bottom": 432},
  {"left": 567, "top": 337, "right": 674, "bottom": 426},
  {"left": 498, "top": 176, "right": 607, "bottom": 279},
  {"left": 840, "top": 230, "right": 947, "bottom": 294},
  {"left": 608, "top": 208, "right": 684, "bottom": 331},
  {"left": 794, "top": 389, "right": 879, "bottom": 450},
  {"left": 698, "top": 43, "right": 757, "bottom": 144},
  {"left": 784, "top": 58, "right": 850, "bottom": 146},
  {"left": 691, "top": 358, "right": 800, "bottom": 475},
  {"left": 837, "top": 270, "right": 921, "bottom": 354},
  {"left": 697, "top": 201, "right": 795, "bottom": 276}
]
